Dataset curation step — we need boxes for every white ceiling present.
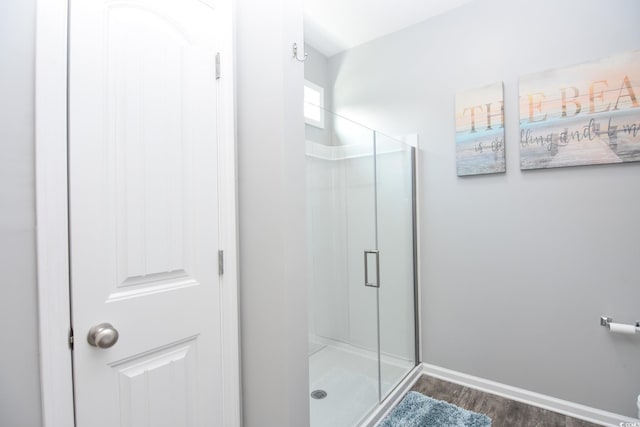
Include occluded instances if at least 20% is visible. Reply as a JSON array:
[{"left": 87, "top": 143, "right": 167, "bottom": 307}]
[{"left": 304, "top": 0, "right": 473, "bottom": 57}]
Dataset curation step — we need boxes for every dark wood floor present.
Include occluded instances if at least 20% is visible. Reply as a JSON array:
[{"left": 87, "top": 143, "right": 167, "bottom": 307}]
[{"left": 410, "top": 375, "right": 603, "bottom": 427}]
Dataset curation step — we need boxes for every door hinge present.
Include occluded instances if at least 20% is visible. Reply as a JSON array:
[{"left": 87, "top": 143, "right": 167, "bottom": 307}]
[
  {"left": 68, "top": 327, "right": 74, "bottom": 350},
  {"left": 218, "top": 250, "right": 224, "bottom": 275},
  {"left": 215, "top": 52, "right": 221, "bottom": 80}
]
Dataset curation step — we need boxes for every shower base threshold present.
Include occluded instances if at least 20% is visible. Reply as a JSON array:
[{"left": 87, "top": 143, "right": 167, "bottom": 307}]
[{"left": 309, "top": 339, "right": 415, "bottom": 427}]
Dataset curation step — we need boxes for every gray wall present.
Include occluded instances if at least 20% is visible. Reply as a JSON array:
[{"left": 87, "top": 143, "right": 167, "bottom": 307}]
[
  {"left": 236, "top": 0, "right": 309, "bottom": 426},
  {"left": 0, "top": 0, "right": 44, "bottom": 426},
  {"left": 327, "top": 0, "right": 640, "bottom": 418}
]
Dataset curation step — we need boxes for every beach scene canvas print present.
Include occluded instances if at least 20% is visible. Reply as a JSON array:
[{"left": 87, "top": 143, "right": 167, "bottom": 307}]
[
  {"left": 519, "top": 50, "right": 640, "bottom": 170},
  {"left": 455, "top": 82, "right": 505, "bottom": 176}
]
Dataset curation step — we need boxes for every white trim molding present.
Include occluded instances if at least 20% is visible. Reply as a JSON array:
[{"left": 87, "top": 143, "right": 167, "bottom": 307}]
[
  {"left": 35, "top": 0, "right": 75, "bottom": 426},
  {"left": 216, "top": 0, "right": 242, "bottom": 426},
  {"left": 422, "top": 363, "right": 639, "bottom": 427}
]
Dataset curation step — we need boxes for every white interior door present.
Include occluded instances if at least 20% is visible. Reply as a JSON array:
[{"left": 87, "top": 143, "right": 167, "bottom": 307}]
[{"left": 68, "top": 1, "right": 228, "bottom": 425}]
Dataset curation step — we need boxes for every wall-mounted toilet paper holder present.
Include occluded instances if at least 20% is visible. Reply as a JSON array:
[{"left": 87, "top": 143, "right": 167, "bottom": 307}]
[{"left": 600, "top": 316, "right": 640, "bottom": 330}]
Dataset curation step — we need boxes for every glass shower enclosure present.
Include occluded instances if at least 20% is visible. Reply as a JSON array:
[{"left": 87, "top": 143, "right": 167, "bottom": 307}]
[{"left": 306, "top": 110, "right": 418, "bottom": 427}]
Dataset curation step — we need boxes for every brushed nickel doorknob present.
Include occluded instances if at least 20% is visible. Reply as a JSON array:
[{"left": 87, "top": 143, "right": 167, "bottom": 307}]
[{"left": 87, "top": 323, "right": 119, "bottom": 349}]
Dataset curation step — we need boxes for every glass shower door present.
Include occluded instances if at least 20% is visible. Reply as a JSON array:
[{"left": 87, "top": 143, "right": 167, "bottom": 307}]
[
  {"left": 374, "top": 133, "right": 417, "bottom": 400},
  {"left": 342, "top": 121, "right": 381, "bottom": 420},
  {"left": 307, "top": 110, "right": 418, "bottom": 427},
  {"left": 307, "top": 114, "right": 381, "bottom": 427}
]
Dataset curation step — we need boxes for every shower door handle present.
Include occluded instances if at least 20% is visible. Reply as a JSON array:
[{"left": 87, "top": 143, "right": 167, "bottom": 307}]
[{"left": 364, "top": 250, "right": 380, "bottom": 288}]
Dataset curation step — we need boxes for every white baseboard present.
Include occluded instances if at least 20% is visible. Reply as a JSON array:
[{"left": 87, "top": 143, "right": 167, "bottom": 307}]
[{"left": 422, "top": 363, "right": 639, "bottom": 427}]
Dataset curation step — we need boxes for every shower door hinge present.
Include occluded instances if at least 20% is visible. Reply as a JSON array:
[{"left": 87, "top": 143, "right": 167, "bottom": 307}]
[
  {"left": 218, "top": 250, "right": 224, "bottom": 275},
  {"left": 215, "top": 52, "right": 221, "bottom": 80},
  {"left": 68, "top": 327, "right": 74, "bottom": 350}
]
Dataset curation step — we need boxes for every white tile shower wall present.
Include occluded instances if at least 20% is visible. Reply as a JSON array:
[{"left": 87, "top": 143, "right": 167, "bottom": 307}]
[
  {"left": 308, "top": 156, "right": 350, "bottom": 342},
  {"left": 308, "top": 144, "right": 416, "bottom": 361},
  {"left": 345, "top": 155, "right": 379, "bottom": 351}
]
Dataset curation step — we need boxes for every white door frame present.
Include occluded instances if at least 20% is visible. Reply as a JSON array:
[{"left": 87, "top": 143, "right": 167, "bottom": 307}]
[{"left": 34, "top": 1, "right": 241, "bottom": 426}]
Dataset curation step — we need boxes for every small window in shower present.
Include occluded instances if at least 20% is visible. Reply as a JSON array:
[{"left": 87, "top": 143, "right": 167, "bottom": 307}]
[{"left": 304, "top": 80, "right": 325, "bottom": 128}]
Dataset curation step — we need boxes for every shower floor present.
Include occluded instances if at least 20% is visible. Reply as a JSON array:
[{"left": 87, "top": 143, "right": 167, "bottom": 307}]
[{"left": 309, "top": 340, "right": 413, "bottom": 427}]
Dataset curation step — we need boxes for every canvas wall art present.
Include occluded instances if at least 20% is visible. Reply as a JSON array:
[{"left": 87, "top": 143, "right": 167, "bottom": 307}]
[
  {"left": 455, "top": 82, "right": 505, "bottom": 176},
  {"left": 519, "top": 50, "right": 640, "bottom": 170}
]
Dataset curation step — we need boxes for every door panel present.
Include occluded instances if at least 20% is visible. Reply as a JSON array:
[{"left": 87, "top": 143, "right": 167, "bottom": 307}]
[
  {"left": 69, "top": 1, "right": 223, "bottom": 425},
  {"left": 115, "top": 337, "right": 197, "bottom": 427}
]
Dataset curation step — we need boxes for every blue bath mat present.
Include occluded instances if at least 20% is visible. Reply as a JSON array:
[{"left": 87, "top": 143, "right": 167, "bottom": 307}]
[{"left": 378, "top": 391, "right": 492, "bottom": 427}]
